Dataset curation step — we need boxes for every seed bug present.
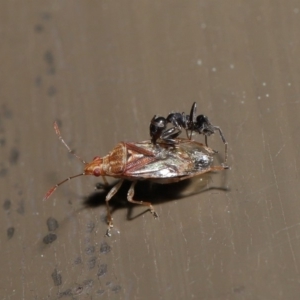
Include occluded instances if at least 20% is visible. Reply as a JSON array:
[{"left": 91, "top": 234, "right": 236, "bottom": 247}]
[
  {"left": 150, "top": 102, "right": 228, "bottom": 166},
  {"left": 44, "top": 122, "right": 228, "bottom": 236}
]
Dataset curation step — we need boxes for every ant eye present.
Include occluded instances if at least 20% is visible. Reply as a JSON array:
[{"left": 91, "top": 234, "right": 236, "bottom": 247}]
[{"left": 93, "top": 168, "right": 101, "bottom": 177}]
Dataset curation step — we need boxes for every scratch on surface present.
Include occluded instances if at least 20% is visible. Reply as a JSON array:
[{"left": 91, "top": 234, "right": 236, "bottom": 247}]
[
  {"left": 235, "top": 112, "right": 249, "bottom": 140},
  {"left": 274, "top": 222, "right": 300, "bottom": 235},
  {"left": 267, "top": 143, "right": 299, "bottom": 274},
  {"left": 274, "top": 144, "right": 286, "bottom": 158}
]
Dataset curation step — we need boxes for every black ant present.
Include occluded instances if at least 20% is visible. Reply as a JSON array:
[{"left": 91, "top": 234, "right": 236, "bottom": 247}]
[{"left": 149, "top": 102, "right": 228, "bottom": 165}]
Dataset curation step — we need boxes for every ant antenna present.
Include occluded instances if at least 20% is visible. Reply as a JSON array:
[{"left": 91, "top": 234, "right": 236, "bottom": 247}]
[{"left": 53, "top": 121, "right": 87, "bottom": 164}]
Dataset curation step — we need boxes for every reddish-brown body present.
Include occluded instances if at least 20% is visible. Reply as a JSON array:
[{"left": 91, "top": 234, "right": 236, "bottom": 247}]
[{"left": 44, "top": 122, "right": 228, "bottom": 236}]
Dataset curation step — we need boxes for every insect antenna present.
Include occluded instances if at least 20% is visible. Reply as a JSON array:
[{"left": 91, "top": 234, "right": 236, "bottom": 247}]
[
  {"left": 43, "top": 173, "right": 85, "bottom": 201},
  {"left": 53, "top": 121, "right": 87, "bottom": 164},
  {"left": 43, "top": 122, "right": 88, "bottom": 201}
]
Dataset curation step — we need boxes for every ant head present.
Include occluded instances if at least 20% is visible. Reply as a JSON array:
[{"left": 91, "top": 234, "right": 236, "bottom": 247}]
[
  {"left": 150, "top": 115, "right": 167, "bottom": 136},
  {"left": 196, "top": 115, "right": 214, "bottom": 135},
  {"left": 150, "top": 115, "right": 167, "bottom": 129}
]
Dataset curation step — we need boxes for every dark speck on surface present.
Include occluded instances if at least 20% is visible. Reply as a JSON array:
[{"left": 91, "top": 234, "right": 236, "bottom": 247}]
[
  {"left": 1, "top": 104, "right": 12, "bottom": 119},
  {"left": 100, "top": 242, "right": 111, "bottom": 254},
  {"left": 47, "top": 86, "right": 57, "bottom": 96},
  {"left": 58, "top": 289, "right": 72, "bottom": 298},
  {"left": 0, "top": 138, "right": 6, "bottom": 147},
  {"left": 16, "top": 200, "right": 25, "bottom": 215},
  {"left": 7, "top": 227, "right": 15, "bottom": 239},
  {"left": 46, "top": 217, "right": 59, "bottom": 231},
  {"left": 97, "top": 264, "right": 107, "bottom": 277},
  {"left": 0, "top": 166, "right": 8, "bottom": 177},
  {"left": 74, "top": 257, "right": 82, "bottom": 265},
  {"left": 85, "top": 245, "right": 95, "bottom": 255},
  {"left": 41, "top": 12, "right": 52, "bottom": 20},
  {"left": 3, "top": 199, "right": 11, "bottom": 210},
  {"left": 9, "top": 147, "right": 19, "bottom": 165},
  {"left": 87, "top": 257, "right": 97, "bottom": 269},
  {"left": 86, "top": 222, "right": 95, "bottom": 233},
  {"left": 97, "top": 289, "right": 105, "bottom": 296},
  {"left": 35, "top": 76, "right": 42, "bottom": 87},
  {"left": 34, "top": 24, "right": 44, "bottom": 32},
  {"left": 233, "top": 285, "right": 245, "bottom": 294},
  {"left": 43, "top": 233, "right": 57, "bottom": 244},
  {"left": 51, "top": 269, "right": 62, "bottom": 286},
  {"left": 82, "top": 279, "right": 93, "bottom": 288},
  {"left": 44, "top": 50, "right": 54, "bottom": 65},
  {"left": 111, "top": 285, "right": 122, "bottom": 293}
]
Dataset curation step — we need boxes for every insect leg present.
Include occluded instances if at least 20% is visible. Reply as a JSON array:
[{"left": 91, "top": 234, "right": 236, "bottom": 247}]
[
  {"left": 127, "top": 181, "right": 158, "bottom": 218},
  {"left": 213, "top": 126, "right": 228, "bottom": 166},
  {"left": 101, "top": 176, "right": 109, "bottom": 186},
  {"left": 105, "top": 179, "right": 124, "bottom": 237}
]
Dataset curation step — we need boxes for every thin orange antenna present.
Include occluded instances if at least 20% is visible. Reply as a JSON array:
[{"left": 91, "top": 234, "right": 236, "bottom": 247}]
[
  {"left": 43, "top": 172, "right": 85, "bottom": 201},
  {"left": 54, "top": 121, "right": 86, "bottom": 164}
]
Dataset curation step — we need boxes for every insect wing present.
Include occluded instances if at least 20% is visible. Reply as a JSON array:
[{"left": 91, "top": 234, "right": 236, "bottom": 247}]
[{"left": 124, "top": 140, "right": 214, "bottom": 180}]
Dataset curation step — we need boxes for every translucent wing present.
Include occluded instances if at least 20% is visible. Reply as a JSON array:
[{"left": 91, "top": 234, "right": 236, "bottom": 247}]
[{"left": 123, "top": 139, "right": 214, "bottom": 181}]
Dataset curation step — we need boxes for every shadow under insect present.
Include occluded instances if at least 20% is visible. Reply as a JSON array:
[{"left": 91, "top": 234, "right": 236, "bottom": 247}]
[{"left": 84, "top": 172, "right": 229, "bottom": 223}]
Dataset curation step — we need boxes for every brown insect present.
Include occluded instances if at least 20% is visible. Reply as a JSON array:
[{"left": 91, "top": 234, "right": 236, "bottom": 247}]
[{"left": 44, "top": 122, "right": 228, "bottom": 236}]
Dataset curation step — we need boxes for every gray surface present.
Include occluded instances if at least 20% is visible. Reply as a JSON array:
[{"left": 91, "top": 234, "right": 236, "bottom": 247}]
[{"left": 1, "top": 1, "right": 300, "bottom": 299}]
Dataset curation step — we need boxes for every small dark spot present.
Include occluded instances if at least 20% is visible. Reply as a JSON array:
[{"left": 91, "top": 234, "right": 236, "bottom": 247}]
[
  {"left": 46, "top": 217, "right": 59, "bottom": 231},
  {"left": 0, "top": 138, "right": 6, "bottom": 147},
  {"left": 1, "top": 104, "right": 12, "bottom": 119},
  {"left": 43, "top": 233, "right": 57, "bottom": 244},
  {"left": 86, "top": 222, "right": 95, "bottom": 233},
  {"left": 44, "top": 50, "right": 54, "bottom": 65},
  {"left": 35, "top": 76, "right": 42, "bottom": 87},
  {"left": 3, "top": 199, "right": 11, "bottom": 210},
  {"left": 97, "top": 289, "right": 105, "bottom": 296},
  {"left": 58, "top": 289, "right": 72, "bottom": 298},
  {"left": 34, "top": 24, "right": 44, "bottom": 32},
  {"left": 97, "top": 264, "right": 107, "bottom": 277},
  {"left": 87, "top": 257, "right": 97, "bottom": 269},
  {"left": 233, "top": 285, "right": 245, "bottom": 294},
  {"left": 9, "top": 147, "right": 19, "bottom": 165},
  {"left": 41, "top": 12, "right": 52, "bottom": 20},
  {"left": 47, "top": 67, "right": 56, "bottom": 75},
  {"left": 73, "top": 286, "right": 83, "bottom": 295},
  {"left": 111, "top": 285, "right": 121, "bottom": 293},
  {"left": 7, "top": 227, "right": 15, "bottom": 239},
  {"left": 0, "top": 167, "right": 8, "bottom": 177},
  {"left": 100, "top": 242, "right": 111, "bottom": 254},
  {"left": 51, "top": 269, "right": 62, "bottom": 286},
  {"left": 85, "top": 245, "right": 95, "bottom": 255},
  {"left": 47, "top": 86, "right": 57, "bottom": 96},
  {"left": 82, "top": 279, "right": 93, "bottom": 287},
  {"left": 74, "top": 257, "right": 82, "bottom": 264},
  {"left": 16, "top": 200, "right": 25, "bottom": 215}
]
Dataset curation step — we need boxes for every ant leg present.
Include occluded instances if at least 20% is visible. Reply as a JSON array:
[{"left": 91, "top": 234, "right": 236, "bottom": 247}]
[
  {"left": 158, "top": 127, "right": 182, "bottom": 145},
  {"left": 127, "top": 181, "right": 158, "bottom": 218},
  {"left": 204, "top": 135, "right": 218, "bottom": 154},
  {"left": 205, "top": 135, "right": 208, "bottom": 147},
  {"left": 214, "top": 126, "right": 228, "bottom": 166},
  {"left": 105, "top": 179, "right": 124, "bottom": 237}
]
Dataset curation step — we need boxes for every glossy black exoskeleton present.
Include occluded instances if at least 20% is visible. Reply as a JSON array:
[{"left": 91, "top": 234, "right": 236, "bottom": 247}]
[{"left": 149, "top": 102, "right": 228, "bottom": 165}]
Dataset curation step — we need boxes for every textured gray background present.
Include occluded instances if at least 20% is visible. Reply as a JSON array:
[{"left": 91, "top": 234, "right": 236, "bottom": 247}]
[{"left": 1, "top": 1, "right": 300, "bottom": 299}]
